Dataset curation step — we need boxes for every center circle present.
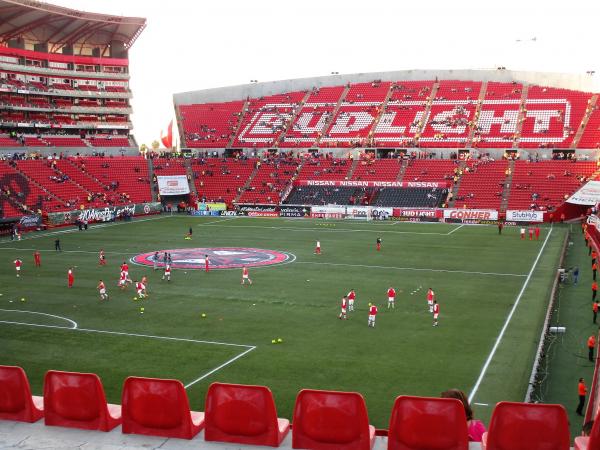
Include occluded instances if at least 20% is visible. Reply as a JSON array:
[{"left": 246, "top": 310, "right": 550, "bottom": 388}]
[{"left": 131, "top": 247, "right": 294, "bottom": 270}]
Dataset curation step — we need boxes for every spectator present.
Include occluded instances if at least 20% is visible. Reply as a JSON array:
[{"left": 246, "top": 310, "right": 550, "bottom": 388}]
[{"left": 441, "top": 389, "right": 486, "bottom": 442}]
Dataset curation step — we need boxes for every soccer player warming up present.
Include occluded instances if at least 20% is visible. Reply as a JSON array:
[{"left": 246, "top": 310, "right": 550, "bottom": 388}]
[
  {"left": 120, "top": 261, "right": 132, "bottom": 284},
  {"left": 118, "top": 271, "right": 127, "bottom": 289},
  {"left": 97, "top": 280, "right": 108, "bottom": 301},
  {"left": 433, "top": 300, "right": 440, "bottom": 326},
  {"left": 347, "top": 289, "right": 356, "bottom": 311},
  {"left": 339, "top": 295, "right": 348, "bottom": 320},
  {"left": 135, "top": 280, "right": 146, "bottom": 299},
  {"left": 33, "top": 251, "right": 41, "bottom": 267},
  {"left": 376, "top": 237, "right": 382, "bottom": 252},
  {"left": 241, "top": 266, "right": 252, "bottom": 285},
  {"left": 68, "top": 267, "right": 74, "bottom": 288},
  {"left": 387, "top": 286, "right": 396, "bottom": 309},
  {"left": 14, "top": 258, "right": 22, "bottom": 277},
  {"left": 99, "top": 249, "right": 106, "bottom": 266},
  {"left": 315, "top": 240, "right": 321, "bottom": 255},
  {"left": 368, "top": 303, "right": 378, "bottom": 327},
  {"left": 427, "top": 287, "right": 435, "bottom": 312},
  {"left": 162, "top": 263, "right": 171, "bottom": 282}
]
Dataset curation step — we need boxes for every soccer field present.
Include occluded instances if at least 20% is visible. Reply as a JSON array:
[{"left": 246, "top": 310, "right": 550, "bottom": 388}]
[{"left": 0, "top": 215, "right": 567, "bottom": 427}]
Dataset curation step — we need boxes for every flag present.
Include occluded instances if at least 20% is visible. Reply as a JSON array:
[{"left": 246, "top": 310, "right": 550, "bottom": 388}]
[{"left": 160, "top": 120, "right": 173, "bottom": 148}]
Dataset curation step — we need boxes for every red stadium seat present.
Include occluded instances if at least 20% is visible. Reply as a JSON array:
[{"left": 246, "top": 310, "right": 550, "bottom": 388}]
[
  {"left": 121, "top": 376, "right": 204, "bottom": 439},
  {"left": 574, "top": 412, "right": 600, "bottom": 450},
  {"left": 205, "top": 382, "right": 290, "bottom": 446},
  {"left": 43, "top": 370, "right": 121, "bottom": 431},
  {"left": 0, "top": 365, "right": 43, "bottom": 423},
  {"left": 481, "top": 402, "right": 570, "bottom": 450},
  {"left": 387, "top": 395, "right": 468, "bottom": 450},
  {"left": 292, "top": 389, "right": 376, "bottom": 450}
]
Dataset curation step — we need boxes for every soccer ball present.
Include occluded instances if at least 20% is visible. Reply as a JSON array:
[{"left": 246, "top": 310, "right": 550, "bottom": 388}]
[
  {"left": 277, "top": 338, "right": 283, "bottom": 343},
  {"left": 368, "top": 302, "right": 372, "bottom": 307},
  {"left": 133, "top": 297, "right": 137, "bottom": 301},
  {"left": 140, "top": 307, "right": 145, "bottom": 312},
  {"left": 201, "top": 313, "right": 207, "bottom": 318},
  {"left": 271, "top": 339, "right": 277, "bottom": 344},
  {"left": 20, "top": 297, "right": 25, "bottom": 302}
]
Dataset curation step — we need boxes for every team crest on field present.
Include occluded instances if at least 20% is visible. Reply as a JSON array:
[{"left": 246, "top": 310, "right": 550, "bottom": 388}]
[{"left": 132, "top": 248, "right": 293, "bottom": 270}]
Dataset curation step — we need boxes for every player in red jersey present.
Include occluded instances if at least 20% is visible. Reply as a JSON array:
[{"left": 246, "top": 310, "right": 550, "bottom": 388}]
[
  {"left": 241, "top": 266, "right": 252, "bottom": 285},
  {"left": 162, "top": 264, "right": 171, "bottom": 282},
  {"left": 528, "top": 227, "right": 534, "bottom": 241},
  {"left": 433, "top": 300, "right": 440, "bottom": 326},
  {"left": 376, "top": 237, "right": 382, "bottom": 252},
  {"left": 120, "top": 261, "right": 132, "bottom": 284},
  {"left": 315, "top": 240, "right": 321, "bottom": 255},
  {"left": 99, "top": 249, "right": 106, "bottom": 266},
  {"left": 33, "top": 251, "right": 41, "bottom": 267},
  {"left": 97, "top": 280, "right": 108, "bottom": 301},
  {"left": 387, "top": 287, "right": 396, "bottom": 309},
  {"left": 118, "top": 271, "right": 127, "bottom": 289},
  {"left": 427, "top": 288, "right": 435, "bottom": 312},
  {"left": 14, "top": 258, "right": 22, "bottom": 277},
  {"left": 535, "top": 226, "right": 540, "bottom": 240},
  {"left": 67, "top": 267, "right": 74, "bottom": 288},
  {"left": 135, "top": 280, "right": 146, "bottom": 299},
  {"left": 368, "top": 303, "right": 378, "bottom": 327},
  {"left": 339, "top": 295, "right": 348, "bottom": 320},
  {"left": 205, "top": 255, "right": 210, "bottom": 273},
  {"left": 347, "top": 289, "right": 356, "bottom": 312}
]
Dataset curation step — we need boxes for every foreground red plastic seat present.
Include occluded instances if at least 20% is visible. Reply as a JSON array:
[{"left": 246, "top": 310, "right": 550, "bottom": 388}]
[
  {"left": 482, "top": 402, "right": 570, "bottom": 450},
  {"left": 574, "top": 412, "right": 600, "bottom": 450},
  {"left": 387, "top": 395, "right": 468, "bottom": 450},
  {"left": 121, "top": 376, "right": 204, "bottom": 439},
  {"left": 292, "top": 389, "right": 375, "bottom": 450},
  {"left": 43, "top": 370, "right": 121, "bottom": 431},
  {"left": 0, "top": 365, "right": 43, "bottom": 422},
  {"left": 205, "top": 382, "right": 289, "bottom": 446}
]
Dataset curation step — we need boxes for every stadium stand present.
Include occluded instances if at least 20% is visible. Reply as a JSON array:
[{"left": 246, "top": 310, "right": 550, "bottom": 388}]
[
  {"left": 455, "top": 160, "right": 508, "bottom": 210},
  {"left": 237, "top": 157, "right": 300, "bottom": 204},
  {"left": 192, "top": 158, "right": 256, "bottom": 205},
  {"left": 373, "top": 187, "right": 446, "bottom": 208},
  {"left": 178, "top": 80, "right": 599, "bottom": 150},
  {"left": 285, "top": 186, "right": 359, "bottom": 206},
  {"left": 351, "top": 158, "right": 402, "bottom": 181}
]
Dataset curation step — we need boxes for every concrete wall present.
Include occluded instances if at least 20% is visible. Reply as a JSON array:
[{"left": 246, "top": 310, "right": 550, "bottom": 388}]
[{"left": 173, "top": 69, "right": 598, "bottom": 106}]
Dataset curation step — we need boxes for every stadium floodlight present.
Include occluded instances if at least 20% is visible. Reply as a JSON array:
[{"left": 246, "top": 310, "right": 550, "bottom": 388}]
[
  {"left": 331, "top": 71, "right": 339, "bottom": 75},
  {"left": 250, "top": 80, "right": 258, "bottom": 83}
]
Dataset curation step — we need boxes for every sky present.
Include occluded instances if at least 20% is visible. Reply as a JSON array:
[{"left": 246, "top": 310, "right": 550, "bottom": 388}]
[{"left": 48, "top": 0, "right": 600, "bottom": 148}]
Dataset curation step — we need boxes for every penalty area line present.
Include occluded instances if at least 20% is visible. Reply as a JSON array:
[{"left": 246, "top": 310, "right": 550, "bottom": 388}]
[
  {"left": 468, "top": 227, "right": 553, "bottom": 404},
  {"left": 0, "top": 314, "right": 256, "bottom": 389}
]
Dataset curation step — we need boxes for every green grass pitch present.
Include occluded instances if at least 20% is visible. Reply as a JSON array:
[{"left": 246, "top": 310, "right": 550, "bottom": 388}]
[{"left": 0, "top": 215, "right": 567, "bottom": 427}]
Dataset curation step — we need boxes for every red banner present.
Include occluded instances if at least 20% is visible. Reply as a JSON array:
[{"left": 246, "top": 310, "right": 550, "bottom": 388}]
[
  {"left": 393, "top": 208, "right": 443, "bottom": 218},
  {"left": 296, "top": 180, "right": 446, "bottom": 188}
]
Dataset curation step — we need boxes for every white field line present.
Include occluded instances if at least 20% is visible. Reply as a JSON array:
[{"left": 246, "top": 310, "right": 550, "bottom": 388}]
[
  {"left": 447, "top": 224, "right": 465, "bottom": 235},
  {"left": 184, "top": 346, "right": 257, "bottom": 388},
  {"left": 295, "top": 261, "right": 527, "bottom": 278},
  {"left": 0, "top": 215, "right": 170, "bottom": 245},
  {"left": 468, "top": 227, "right": 553, "bottom": 404},
  {"left": 201, "top": 224, "right": 449, "bottom": 236},
  {"left": 197, "top": 217, "right": 239, "bottom": 226},
  {"left": 0, "top": 310, "right": 256, "bottom": 388}
]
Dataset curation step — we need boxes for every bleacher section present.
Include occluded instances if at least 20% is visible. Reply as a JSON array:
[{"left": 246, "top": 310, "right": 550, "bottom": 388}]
[
  {"left": 507, "top": 160, "right": 596, "bottom": 210},
  {"left": 373, "top": 187, "right": 446, "bottom": 207},
  {"left": 285, "top": 186, "right": 359, "bottom": 205},
  {"left": 296, "top": 158, "right": 351, "bottom": 181},
  {"left": 237, "top": 158, "right": 300, "bottom": 204},
  {"left": 352, "top": 158, "right": 402, "bottom": 181},
  {"left": 192, "top": 158, "right": 255, "bottom": 205},
  {"left": 178, "top": 80, "right": 599, "bottom": 150},
  {"left": 455, "top": 160, "right": 507, "bottom": 209}
]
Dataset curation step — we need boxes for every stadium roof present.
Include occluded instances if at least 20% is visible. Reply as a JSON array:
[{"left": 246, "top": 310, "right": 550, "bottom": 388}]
[{"left": 0, "top": 0, "right": 146, "bottom": 55}]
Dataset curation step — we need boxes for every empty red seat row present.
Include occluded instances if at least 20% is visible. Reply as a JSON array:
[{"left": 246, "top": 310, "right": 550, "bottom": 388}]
[{"left": 0, "top": 365, "right": 574, "bottom": 449}]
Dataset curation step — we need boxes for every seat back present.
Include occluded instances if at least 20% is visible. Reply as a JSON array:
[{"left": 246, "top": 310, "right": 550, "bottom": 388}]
[
  {"left": 486, "top": 402, "right": 570, "bottom": 450},
  {"left": 587, "top": 414, "right": 600, "bottom": 449},
  {"left": 43, "top": 370, "right": 111, "bottom": 430},
  {"left": 293, "top": 389, "right": 372, "bottom": 450},
  {"left": 0, "top": 365, "right": 43, "bottom": 422},
  {"left": 205, "top": 382, "right": 281, "bottom": 445},
  {"left": 388, "top": 396, "right": 468, "bottom": 450},
  {"left": 121, "top": 376, "right": 194, "bottom": 438}
]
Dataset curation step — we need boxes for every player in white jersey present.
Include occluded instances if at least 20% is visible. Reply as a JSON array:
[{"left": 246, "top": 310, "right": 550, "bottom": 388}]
[
  {"left": 97, "top": 280, "right": 108, "bottom": 301},
  {"left": 162, "top": 264, "right": 171, "bottom": 282}
]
